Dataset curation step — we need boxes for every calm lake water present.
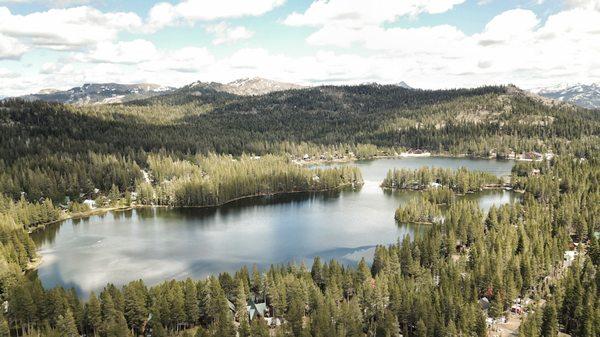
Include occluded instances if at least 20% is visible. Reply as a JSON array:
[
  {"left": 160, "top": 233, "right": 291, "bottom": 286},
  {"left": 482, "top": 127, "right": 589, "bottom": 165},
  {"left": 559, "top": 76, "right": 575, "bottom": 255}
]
[{"left": 31, "top": 157, "right": 518, "bottom": 295}]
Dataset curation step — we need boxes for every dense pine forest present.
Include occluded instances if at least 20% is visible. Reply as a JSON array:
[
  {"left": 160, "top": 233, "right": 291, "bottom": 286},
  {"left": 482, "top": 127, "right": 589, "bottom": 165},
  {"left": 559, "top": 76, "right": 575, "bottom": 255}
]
[
  {"left": 0, "top": 84, "right": 599, "bottom": 336},
  {"left": 2, "top": 85, "right": 599, "bottom": 162},
  {"left": 1, "top": 84, "right": 598, "bottom": 207},
  {"left": 1, "top": 156, "right": 598, "bottom": 337},
  {"left": 136, "top": 154, "right": 362, "bottom": 207},
  {"left": 381, "top": 167, "right": 502, "bottom": 193}
]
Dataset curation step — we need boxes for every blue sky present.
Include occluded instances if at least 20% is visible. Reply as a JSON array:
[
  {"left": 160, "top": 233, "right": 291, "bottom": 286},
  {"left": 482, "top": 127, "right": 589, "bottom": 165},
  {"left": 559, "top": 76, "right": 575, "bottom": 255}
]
[{"left": 0, "top": 0, "right": 598, "bottom": 96}]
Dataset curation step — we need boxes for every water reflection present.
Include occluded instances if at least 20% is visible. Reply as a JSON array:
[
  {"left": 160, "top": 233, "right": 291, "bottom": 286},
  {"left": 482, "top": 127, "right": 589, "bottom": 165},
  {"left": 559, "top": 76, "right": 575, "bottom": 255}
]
[{"left": 32, "top": 157, "right": 517, "bottom": 296}]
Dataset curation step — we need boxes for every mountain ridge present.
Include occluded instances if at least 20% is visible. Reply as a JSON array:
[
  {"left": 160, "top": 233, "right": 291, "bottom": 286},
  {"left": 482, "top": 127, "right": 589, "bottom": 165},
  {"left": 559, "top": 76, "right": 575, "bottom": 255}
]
[
  {"left": 529, "top": 83, "right": 600, "bottom": 109},
  {"left": 14, "top": 77, "right": 419, "bottom": 105},
  {"left": 20, "top": 83, "right": 174, "bottom": 105}
]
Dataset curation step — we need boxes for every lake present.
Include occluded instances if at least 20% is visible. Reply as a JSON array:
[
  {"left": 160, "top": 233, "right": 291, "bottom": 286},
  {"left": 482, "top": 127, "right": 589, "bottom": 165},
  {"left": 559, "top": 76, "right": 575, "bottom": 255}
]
[{"left": 31, "top": 157, "right": 518, "bottom": 295}]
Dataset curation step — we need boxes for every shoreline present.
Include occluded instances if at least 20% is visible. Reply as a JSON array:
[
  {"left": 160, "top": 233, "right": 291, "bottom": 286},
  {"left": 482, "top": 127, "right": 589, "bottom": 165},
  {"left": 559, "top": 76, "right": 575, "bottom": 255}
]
[
  {"left": 145, "top": 182, "right": 361, "bottom": 210},
  {"left": 28, "top": 152, "right": 518, "bottom": 234},
  {"left": 25, "top": 183, "right": 360, "bottom": 273},
  {"left": 28, "top": 205, "right": 136, "bottom": 233},
  {"left": 25, "top": 256, "right": 43, "bottom": 272},
  {"left": 27, "top": 182, "right": 361, "bottom": 234},
  {"left": 26, "top": 154, "right": 518, "bottom": 274},
  {"left": 395, "top": 220, "right": 436, "bottom": 225},
  {"left": 296, "top": 152, "right": 516, "bottom": 166},
  {"left": 380, "top": 184, "right": 516, "bottom": 194}
]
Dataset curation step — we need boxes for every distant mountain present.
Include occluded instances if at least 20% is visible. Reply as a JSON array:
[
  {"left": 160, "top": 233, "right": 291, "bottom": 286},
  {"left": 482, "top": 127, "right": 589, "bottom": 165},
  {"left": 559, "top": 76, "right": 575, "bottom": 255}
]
[
  {"left": 185, "top": 77, "right": 306, "bottom": 96},
  {"left": 17, "top": 78, "right": 419, "bottom": 106},
  {"left": 20, "top": 83, "right": 174, "bottom": 105},
  {"left": 530, "top": 83, "right": 600, "bottom": 109},
  {"left": 396, "top": 81, "right": 412, "bottom": 89},
  {"left": 223, "top": 77, "right": 306, "bottom": 95}
]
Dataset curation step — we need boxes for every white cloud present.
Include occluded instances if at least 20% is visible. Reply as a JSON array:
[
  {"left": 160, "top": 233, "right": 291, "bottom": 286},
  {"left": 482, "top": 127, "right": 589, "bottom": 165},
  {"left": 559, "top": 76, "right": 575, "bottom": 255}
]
[
  {"left": 0, "top": 33, "right": 28, "bottom": 59},
  {"left": 0, "top": 67, "right": 19, "bottom": 78},
  {"left": 566, "top": 0, "right": 600, "bottom": 10},
  {"left": 284, "top": 0, "right": 465, "bottom": 27},
  {"left": 147, "top": 0, "right": 285, "bottom": 31},
  {"left": 305, "top": 24, "right": 467, "bottom": 53},
  {"left": 205, "top": 22, "right": 254, "bottom": 45},
  {"left": 281, "top": 5, "right": 600, "bottom": 89},
  {"left": 477, "top": 9, "right": 540, "bottom": 45},
  {"left": 140, "top": 46, "right": 215, "bottom": 73},
  {"left": 0, "top": 6, "right": 142, "bottom": 50},
  {"left": 2, "top": 0, "right": 599, "bottom": 96},
  {"left": 40, "top": 62, "right": 74, "bottom": 75},
  {"left": 77, "top": 39, "right": 159, "bottom": 64},
  {"left": 0, "top": 0, "right": 92, "bottom": 6}
]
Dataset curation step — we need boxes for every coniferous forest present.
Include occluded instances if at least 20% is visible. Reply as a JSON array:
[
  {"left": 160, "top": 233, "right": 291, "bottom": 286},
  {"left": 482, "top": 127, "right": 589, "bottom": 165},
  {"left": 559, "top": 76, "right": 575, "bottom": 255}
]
[
  {"left": 381, "top": 167, "right": 502, "bottom": 193},
  {"left": 0, "top": 84, "right": 598, "bottom": 336}
]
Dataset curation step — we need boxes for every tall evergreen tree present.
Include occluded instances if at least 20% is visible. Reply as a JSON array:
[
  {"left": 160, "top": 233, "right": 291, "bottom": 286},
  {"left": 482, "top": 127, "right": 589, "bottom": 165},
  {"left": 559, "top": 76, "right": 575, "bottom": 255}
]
[{"left": 57, "top": 309, "right": 79, "bottom": 337}]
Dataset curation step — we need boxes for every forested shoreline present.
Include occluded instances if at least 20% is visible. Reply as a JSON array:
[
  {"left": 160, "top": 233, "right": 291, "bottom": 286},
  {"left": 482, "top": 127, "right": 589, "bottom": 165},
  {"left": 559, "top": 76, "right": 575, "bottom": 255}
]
[
  {"left": 0, "top": 156, "right": 596, "bottom": 337},
  {"left": 136, "top": 154, "right": 362, "bottom": 207},
  {"left": 0, "top": 84, "right": 598, "bottom": 336},
  {"left": 381, "top": 166, "right": 503, "bottom": 193}
]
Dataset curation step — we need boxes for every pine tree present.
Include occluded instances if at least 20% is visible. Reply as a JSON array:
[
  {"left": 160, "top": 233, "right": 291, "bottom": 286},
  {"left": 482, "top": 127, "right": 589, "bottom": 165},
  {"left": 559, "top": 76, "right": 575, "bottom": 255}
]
[
  {"left": 123, "top": 281, "right": 148, "bottom": 335},
  {"left": 100, "top": 291, "right": 117, "bottom": 321},
  {"left": 540, "top": 301, "right": 558, "bottom": 337},
  {"left": 109, "top": 184, "right": 120, "bottom": 206},
  {"left": 311, "top": 257, "right": 324, "bottom": 289},
  {"left": 105, "top": 312, "right": 130, "bottom": 337},
  {"left": 416, "top": 319, "right": 427, "bottom": 337},
  {"left": 251, "top": 264, "right": 263, "bottom": 301},
  {"left": 474, "top": 311, "right": 487, "bottom": 337},
  {"left": 287, "top": 296, "right": 305, "bottom": 337},
  {"left": 169, "top": 281, "right": 185, "bottom": 330},
  {"left": 235, "top": 279, "right": 250, "bottom": 337},
  {"left": 150, "top": 320, "right": 168, "bottom": 337},
  {"left": 194, "top": 325, "right": 210, "bottom": 337},
  {"left": 87, "top": 292, "right": 102, "bottom": 337},
  {"left": 212, "top": 308, "right": 235, "bottom": 337},
  {"left": 0, "top": 315, "right": 9, "bottom": 337},
  {"left": 250, "top": 318, "right": 270, "bottom": 337},
  {"left": 8, "top": 284, "right": 35, "bottom": 336},
  {"left": 371, "top": 246, "right": 387, "bottom": 277},
  {"left": 57, "top": 309, "right": 79, "bottom": 337},
  {"left": 357, "top": 257, "right": 371, "bottom": 283},
  {"left": 184, "top": 278, "right": 200, "bottom": 325}
]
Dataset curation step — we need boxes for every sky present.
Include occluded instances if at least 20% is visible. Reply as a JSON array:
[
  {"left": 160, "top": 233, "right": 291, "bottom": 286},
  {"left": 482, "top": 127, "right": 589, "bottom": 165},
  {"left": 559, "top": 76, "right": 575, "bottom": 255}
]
[{"left": 0, "top": 0, "right": 599, "bottom": 96}]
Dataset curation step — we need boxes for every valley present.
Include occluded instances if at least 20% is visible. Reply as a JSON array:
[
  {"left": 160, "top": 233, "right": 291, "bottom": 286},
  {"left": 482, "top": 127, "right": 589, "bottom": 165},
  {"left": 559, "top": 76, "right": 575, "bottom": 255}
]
[
  {"left": 29, "top": 157, "right": 517, "bottom": 296},
  {"left": 0, "top": 82, "right": 598, "bottom": 337},
  {"left": 1, "top": 1, "right": 599, "bottom": 336}
]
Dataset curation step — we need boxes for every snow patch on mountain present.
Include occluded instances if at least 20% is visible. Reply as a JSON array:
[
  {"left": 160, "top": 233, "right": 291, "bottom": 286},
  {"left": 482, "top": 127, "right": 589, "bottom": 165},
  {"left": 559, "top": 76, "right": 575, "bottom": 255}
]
[
  {"left": 530, "top": 83, "right": 600, "bottom": 109},
  {"left": 223, "top": 77, "right": 306, "bottom": 96},
  {"left": 18, "top": 83, "right": 175, "bottom": 105}
]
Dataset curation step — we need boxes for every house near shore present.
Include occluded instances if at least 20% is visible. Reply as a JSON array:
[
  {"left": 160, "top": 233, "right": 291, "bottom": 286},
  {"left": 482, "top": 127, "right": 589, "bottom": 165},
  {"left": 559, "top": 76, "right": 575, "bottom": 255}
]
[
  {"left": 400, "top": 149, "right": 431, "bottom": 157},
  {"left": 228, "top": 299, "right": 272, "bottom": 322},
  {"left": 564, "top": 250, "right": 578, "bottom": 267},
  {"left": 248, "top": 301, "right": 269, "bottom": 321},
  {"left": 265, "top": 317, "right": 282, "bottom": 327},
  {"left": 83, "top": 199, "right": 96, "bottom": 209},
  {"left": 520, "top": 152, "right": 543, "bottom": 161},
  {"left": 479, "top": 297, "right": 490, "bottom": 311},
  {"left": 511, "top": 304, "right": 524, "bottom": 315}
]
